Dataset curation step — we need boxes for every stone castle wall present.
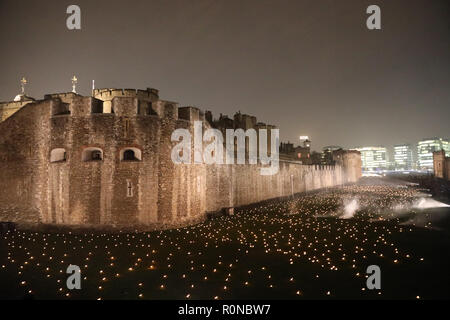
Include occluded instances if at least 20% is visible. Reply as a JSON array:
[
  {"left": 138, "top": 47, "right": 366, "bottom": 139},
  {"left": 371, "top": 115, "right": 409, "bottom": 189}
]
[
  {"left": 0, "top": 100, "right": 32, "bottom": 122},
  {"left": 433, "top": 150, "right": 450, "bottom": 181},
  {"left": 0, "top": 91, "right": 361, "bottom": 229},
  {"left": 204, "top": 162, "right": 347, "bottom": 214}
]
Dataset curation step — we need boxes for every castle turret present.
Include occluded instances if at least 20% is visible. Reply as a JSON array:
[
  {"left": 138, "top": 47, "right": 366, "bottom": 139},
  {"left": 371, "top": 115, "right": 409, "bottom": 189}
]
[
  {"left": 0, "top": 77, "right": 36, "bottom": 122},
  {"left": 433, "top": 150, "right": 446, "bottom": 179},
  {"left": 93, "top": 88, "right": 159, "bottom": 113}
]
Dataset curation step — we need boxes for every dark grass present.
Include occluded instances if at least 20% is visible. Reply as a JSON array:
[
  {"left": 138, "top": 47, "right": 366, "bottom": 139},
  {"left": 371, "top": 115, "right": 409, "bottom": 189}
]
[{"left": 1, "top": 179, "right": 450, "bottom": 300}]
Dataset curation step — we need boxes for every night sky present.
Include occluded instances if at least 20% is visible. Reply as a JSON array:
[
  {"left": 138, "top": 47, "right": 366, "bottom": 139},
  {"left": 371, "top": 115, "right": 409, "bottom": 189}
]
[{"left": 0, "top": 0, "right": 449, "bottom": 151}]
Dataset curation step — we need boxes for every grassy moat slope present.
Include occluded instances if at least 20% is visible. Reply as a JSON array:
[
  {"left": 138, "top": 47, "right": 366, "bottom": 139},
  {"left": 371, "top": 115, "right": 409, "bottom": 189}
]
[{"left": 1, "top": 177, "right": 449, "bottom": 300}]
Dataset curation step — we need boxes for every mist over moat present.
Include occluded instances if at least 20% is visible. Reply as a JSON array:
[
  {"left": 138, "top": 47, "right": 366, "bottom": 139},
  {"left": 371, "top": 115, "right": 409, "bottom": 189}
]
[{"left": 1, "top": 176, "right": 449, "bottom": 300}]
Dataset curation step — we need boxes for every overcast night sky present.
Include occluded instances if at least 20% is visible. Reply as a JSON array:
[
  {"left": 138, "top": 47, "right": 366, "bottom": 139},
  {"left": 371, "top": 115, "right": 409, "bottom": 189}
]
[{"left": 0, "top": 0, "right": 449, "bottom": 151}]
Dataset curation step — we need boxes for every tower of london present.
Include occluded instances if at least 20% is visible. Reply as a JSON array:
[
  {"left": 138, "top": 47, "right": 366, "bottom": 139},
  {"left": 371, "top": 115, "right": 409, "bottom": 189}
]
[{"left": 0, "top": 86, "right": 361, "bottom": 229}]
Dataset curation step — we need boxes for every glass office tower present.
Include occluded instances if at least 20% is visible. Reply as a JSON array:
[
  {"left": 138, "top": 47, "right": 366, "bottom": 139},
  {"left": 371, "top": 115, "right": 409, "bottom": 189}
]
[
  {"left": 355, "top": 146, "right": 388, "bottom": 172},
  {"left": 417, "top": 138, "right": 450, "bottom": 171},
  {"left": 394, "top": 144, "right": 413, "bottom": 171}
]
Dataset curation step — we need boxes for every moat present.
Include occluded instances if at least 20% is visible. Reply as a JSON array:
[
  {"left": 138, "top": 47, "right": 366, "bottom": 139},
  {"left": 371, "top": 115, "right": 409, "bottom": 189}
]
[{"left": 1, "top": 177, "right": 449, "bottom": 300}]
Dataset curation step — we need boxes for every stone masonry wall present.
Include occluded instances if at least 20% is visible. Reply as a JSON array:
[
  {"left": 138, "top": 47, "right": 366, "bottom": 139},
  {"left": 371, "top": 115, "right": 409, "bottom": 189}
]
[
  {"left": 0, "top": 95, "right": 361, "bottom": 229},
  {"left": 204, "top": 162, "right": 345, "bottom": 214}
]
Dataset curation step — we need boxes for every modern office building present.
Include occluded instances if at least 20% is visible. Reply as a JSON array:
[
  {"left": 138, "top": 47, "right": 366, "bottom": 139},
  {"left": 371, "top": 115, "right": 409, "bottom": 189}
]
[
  {"left": 417, "top": 138, "right": 450, "bottom": 171},
  {"left": 394, "top": 144, "right": 414, "bottom": 171},
  {"left": 354, "top": 146, "right": 388, "bottom": 172}
]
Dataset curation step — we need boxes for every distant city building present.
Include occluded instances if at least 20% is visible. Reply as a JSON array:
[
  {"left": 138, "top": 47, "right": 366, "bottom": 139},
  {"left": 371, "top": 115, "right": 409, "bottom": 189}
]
[
  {"left": 354, "top": 146, "right": 388, "bottom": 171},
  {"left": 417, "top": 138, "right": 450, "bottom": 171},
  {"left": 310, "top": 151, "right": 322, "bottom": 165},
  {"left": 279, "top": 141, "right": 295, "bottom": 162},
  {"left": 279, "top": 140, "right": 311, "bottom": 164},
  {"left": 299, "top": 136, "right": 311, "bottom": 150},
  {"left": 394, "top": 144, "right": 414, "bottom": 171},
  {"left": 321, "top": 146, "right": 342, "bottom": 165},
  {"left": 301, "top": 139, "right": 311, "bottom": 148},
  {"left": 294, "top": 145, "right": 311, "bottom": 164}
]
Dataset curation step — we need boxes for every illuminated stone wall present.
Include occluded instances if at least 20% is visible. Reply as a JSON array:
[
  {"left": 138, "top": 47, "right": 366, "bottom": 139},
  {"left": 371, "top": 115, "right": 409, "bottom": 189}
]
[
  {"left": 204, "top": 162, "right": 349, "bottom": 213},
  {"left": 433, "top": 150, "right": 450, "bottom": 180},
  {"left": 0, "top": 100, "right": 33, "bottom": 122},
  {"left": 0, "top": 91, "right": 361, "bottom": 229}
]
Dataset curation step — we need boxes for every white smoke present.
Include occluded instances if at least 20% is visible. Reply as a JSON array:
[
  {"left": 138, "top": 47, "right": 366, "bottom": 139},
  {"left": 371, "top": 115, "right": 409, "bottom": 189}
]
[
  {"left": 341, "top": 198, "right": 360, "bottom": 219},
  {"left": 392, "top": 197, "right": 450, "bottom": 215},
  {"left": 412, "top": 198, "right": 450, "bottom": 209},
  {"left": 393, "top": 203, "right": 405, "bottom": 212}
]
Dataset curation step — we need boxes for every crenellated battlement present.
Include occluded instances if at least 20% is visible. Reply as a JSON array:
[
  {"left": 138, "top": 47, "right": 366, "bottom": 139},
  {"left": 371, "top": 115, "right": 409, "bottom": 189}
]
[
  {"left": 0, "top": 97, "right": 36, "bottom": 122},
  {"left": 178, "top": 106, "right": 205, "bottom": 122},
  {"left": 46, "top": 95, "right": 180, "bottom": 120},
  {"left": 93, "top": 88, "right": 159, "bottom": 103}
]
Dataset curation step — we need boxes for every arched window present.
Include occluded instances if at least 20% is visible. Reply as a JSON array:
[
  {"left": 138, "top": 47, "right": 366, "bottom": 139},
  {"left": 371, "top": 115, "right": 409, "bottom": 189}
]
[
  {"left": 120, "top": 147, "right": 142, "bottom": 161},
  {"left": 50, "top": 148, "right": 67, "bottom": 163},
  {"left": 124, "top": 150, "right": 136, "bottom": 160},
  {"left": 82, "top": 147, "right": 103, "bottom": 162}
]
